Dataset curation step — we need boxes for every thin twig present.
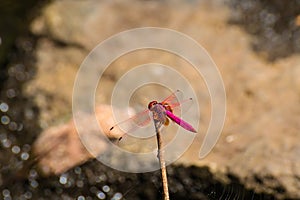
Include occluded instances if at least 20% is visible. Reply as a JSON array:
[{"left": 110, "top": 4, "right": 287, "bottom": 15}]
[{"left": 154, "top": 121, "right": 170, "bottom": 200}]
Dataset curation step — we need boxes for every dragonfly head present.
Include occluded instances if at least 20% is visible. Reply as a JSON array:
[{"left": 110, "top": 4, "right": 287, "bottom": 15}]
[{"left": 148, "top": 101, "right": 158, "bottom": 110}]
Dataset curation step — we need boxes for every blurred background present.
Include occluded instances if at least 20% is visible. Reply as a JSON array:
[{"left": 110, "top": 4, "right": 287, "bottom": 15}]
[{"left": 0, "top": 0, "right": 299, "bottom": 199}]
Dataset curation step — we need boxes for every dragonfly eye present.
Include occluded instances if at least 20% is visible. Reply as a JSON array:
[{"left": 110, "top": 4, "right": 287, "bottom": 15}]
[{"left": 148, "top": 101, "right": 158, "bottom": 109}]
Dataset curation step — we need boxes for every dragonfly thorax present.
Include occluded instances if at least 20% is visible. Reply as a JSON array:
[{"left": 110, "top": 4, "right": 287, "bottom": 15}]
[{"left": 162, "top": 102, "right": 173, "bottom": 113}]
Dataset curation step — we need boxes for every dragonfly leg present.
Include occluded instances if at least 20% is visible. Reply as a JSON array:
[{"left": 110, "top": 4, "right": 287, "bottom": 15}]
[{"left": 164, "top": 118, "right": 169, "bottom": 126}]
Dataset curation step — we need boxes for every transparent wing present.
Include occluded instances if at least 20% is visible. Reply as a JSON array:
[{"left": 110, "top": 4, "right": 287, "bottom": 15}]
[
  {"left": 110, "top": 109, "right": 151, "bottom": 139},
  {"left": 161, "top": 89, "right": 183, "bottom": 108},
  {"left": 161, "top": 90, "right": 193, "bottom": 115}
]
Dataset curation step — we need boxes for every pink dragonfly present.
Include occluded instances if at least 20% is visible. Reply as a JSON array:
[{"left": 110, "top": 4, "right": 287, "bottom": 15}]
[{"left": 110, "top": 90, "right": 197, "bottom": 140}]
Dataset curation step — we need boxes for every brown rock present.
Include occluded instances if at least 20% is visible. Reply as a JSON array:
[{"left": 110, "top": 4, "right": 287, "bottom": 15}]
[{"left": 33, "top": 104, "right": 123, "bottom": 176}]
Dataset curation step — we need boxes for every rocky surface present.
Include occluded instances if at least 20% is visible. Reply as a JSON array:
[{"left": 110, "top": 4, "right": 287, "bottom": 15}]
[
  {"left": 25, "top": 0, "right": 300, "bottom": 199},
  {"left": 228, "top": 0, "right": 300, "bottom": 61}
]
